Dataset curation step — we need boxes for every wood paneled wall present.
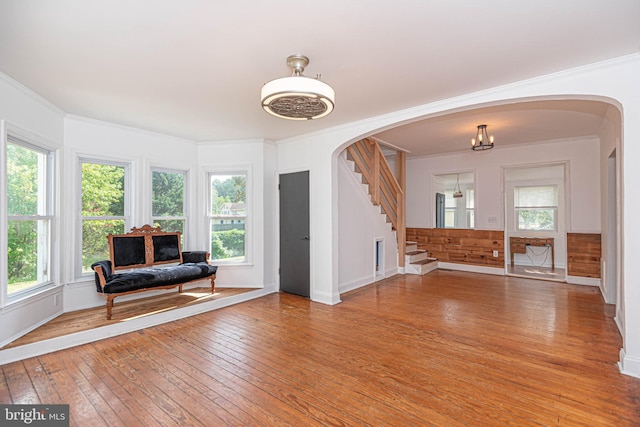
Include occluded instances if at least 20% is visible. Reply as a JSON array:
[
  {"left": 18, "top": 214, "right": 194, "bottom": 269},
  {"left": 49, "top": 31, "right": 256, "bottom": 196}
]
[
  {"left": 406, "top": 228, "right": 504, "bottom": 267},
  {"left": 567, "top": 233, "right": 601, "bottom": 278}
]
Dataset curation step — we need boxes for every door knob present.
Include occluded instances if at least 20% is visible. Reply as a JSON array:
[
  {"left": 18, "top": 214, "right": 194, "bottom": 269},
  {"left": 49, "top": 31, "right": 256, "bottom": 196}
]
[{"left": 302, "top": 236, "right": 310, "bottom": 240}]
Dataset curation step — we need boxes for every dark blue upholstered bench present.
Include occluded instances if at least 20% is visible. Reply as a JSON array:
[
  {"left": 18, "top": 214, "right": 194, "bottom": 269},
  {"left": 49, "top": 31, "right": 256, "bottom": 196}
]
[{"left": 91, "top": 225, "right": 217, "bottom": 320}]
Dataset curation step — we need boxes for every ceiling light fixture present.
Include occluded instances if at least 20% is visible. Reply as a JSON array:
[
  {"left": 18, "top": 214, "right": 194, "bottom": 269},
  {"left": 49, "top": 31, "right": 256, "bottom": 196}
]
[
  {"left": 471, "top": 124, "right": 494, "bottom": 151},
  {"left": 261, "top": 54, "right": 335, "bottom": 120},
  {"left": 453, "top": 174, "right": 464, "bottom": 198}
]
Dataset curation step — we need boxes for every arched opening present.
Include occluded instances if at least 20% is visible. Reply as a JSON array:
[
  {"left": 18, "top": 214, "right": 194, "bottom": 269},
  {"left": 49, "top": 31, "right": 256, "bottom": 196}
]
[{"left": 334, "top": 96, "right": 623, "bottom": 321}]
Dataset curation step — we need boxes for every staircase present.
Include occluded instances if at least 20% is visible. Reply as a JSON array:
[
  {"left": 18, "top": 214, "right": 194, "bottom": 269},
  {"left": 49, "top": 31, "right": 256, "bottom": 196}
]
[
  {"left": 405, "top": 241, "right": 438, "bottom": 275},
  {"left": 345, "top": 138, "right": 406, "bottom": 267}
]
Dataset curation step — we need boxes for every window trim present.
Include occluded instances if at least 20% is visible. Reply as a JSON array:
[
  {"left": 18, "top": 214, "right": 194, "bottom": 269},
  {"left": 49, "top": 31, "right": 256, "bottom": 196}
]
[
  {"left": 2, "top": 123, "right": 57, "bottom": 304},
  {"left": 206, "top": 167, "right": 251, "bottom": 265},
  {"left": 77, "top": 157, "right": 131, "bottom": 278}
]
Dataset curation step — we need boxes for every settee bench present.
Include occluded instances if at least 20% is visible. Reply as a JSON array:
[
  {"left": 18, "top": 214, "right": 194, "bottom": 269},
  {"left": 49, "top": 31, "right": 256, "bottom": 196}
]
[{"left": 91, "top": 225, "right": 217, "bottom": 320}]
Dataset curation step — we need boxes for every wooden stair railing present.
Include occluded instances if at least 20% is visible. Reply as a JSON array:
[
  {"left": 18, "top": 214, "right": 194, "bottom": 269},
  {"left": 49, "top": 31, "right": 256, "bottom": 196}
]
[{"left": 346, "top": 138, "right": 406, "bottom": 268}]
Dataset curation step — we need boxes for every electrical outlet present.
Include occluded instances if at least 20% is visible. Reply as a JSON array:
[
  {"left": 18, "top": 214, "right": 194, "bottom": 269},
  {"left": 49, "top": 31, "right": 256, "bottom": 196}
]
[
  {"left": 492, "top": 250, "right": 499, "bottom": 257},
  {"left": 53, "top": 294, "right": 59, "bottom": 306}
]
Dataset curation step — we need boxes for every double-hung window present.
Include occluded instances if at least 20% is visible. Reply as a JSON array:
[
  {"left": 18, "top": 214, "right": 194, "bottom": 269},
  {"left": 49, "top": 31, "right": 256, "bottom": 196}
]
[
  {"left": 208, "top": 172, "right": 247, "bottom": 263},
  {"left": 152, "top": 169, "right": 187, "bottom": 239},
  {"left": 6, "top": 137, "right": 54, "bottom": 296},
  {"left": 515, "top": 185, "right": 558, "bottom": 231},
  {"left": 80, "top": 160, "right": 129, "bottom": 274}
]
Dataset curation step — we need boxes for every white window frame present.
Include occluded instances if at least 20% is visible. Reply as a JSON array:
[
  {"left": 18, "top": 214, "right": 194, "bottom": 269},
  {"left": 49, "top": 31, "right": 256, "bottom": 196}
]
[
  {"left": 206, "top": 168, "right": 251, "bottom": 265},
  {"left": 151, "top": 167, "right": 188, "bottom": 242},
  {"left": 77, "top": 157, "right": 131, "bottom": 277},
  {"left": 3, "top": 130, "right": 56, "bottom": 301}
]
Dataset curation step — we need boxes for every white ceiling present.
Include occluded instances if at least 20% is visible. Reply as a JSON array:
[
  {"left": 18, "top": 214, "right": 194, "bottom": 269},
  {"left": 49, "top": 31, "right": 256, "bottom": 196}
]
[{"left": 0, "top": 1, "right": 638, "bottom": 155}]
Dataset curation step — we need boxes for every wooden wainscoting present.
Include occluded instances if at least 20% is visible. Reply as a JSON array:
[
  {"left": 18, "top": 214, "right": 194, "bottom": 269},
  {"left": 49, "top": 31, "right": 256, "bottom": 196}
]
[
  {"left": 567, "top": 233, "right": 601, "bottom": 278},
  {"left": 406, "top": 228, "right": 504, "bottom": 267}
]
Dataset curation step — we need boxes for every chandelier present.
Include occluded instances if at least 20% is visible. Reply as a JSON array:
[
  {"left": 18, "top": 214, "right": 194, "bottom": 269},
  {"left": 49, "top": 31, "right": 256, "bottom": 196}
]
[
  {"left": 261, "top": 54, "right": 335, "bottom": 120},
  {"left": 471, "top": 124, "right": 494, "bottom": 151}
]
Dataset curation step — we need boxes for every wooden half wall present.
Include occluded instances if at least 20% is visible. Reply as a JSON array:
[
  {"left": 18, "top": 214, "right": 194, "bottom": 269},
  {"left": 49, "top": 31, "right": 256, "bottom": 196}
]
[
  {"left": 567, "top": 233, "right": 601, "bottom": 278},
  {"left": 406, "top": 228, "right": 602, "bottom": 278},
  {"left": 406, "top": 228, "right": 504, "bottom": 268}
]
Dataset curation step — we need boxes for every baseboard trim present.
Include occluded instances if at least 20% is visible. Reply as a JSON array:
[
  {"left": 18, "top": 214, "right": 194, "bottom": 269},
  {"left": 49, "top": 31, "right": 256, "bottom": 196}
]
[
  {"left": 566, "top": 276, "right": 601, "bottom": 287},
  {"left": 619, "top": 348, "right": 640, "bottom": 379}
]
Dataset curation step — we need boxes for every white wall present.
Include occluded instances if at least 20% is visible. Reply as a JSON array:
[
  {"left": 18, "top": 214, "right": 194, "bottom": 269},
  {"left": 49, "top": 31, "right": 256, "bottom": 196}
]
[
  {"left": 338, "top": 154, "right": 399, "bottom": 293},
  {"left": 406, "top": 137, "right": 600, "bottom": 233},
  {"left": 0, "top": 73, "right": 65, "bottom": 346}
]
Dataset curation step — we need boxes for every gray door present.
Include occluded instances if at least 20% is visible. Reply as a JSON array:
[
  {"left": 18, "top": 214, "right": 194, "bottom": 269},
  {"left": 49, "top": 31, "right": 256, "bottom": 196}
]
[{"left": 279, "top": 171, "right": 310, "bottom": 297}]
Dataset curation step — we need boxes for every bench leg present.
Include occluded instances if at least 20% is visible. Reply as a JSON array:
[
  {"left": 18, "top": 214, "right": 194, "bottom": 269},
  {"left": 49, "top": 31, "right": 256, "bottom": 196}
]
[
  {"left": 210, "top": 275, "right": 216, "bottom": 293},
  {"left": 179, "top": 284, "right": 183, "bottom": 293},
  {"left": 106, "top": 295, "right": 115, "bottom": 320}
]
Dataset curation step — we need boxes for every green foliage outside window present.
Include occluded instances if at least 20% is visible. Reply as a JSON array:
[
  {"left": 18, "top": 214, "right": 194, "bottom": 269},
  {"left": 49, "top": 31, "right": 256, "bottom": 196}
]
[
  {"left": 81, "top": 163, "right": 126, "bottom": 272},
  {"left": 152, "top": 171, "right": 184, "bottom": 217},
  {"left": 210, "top": 175, "right": 246, "bottom": 261},
  {"left": 517, "top": 208, "right": 555, "bottom": 231},
  {"left": 211, "top": 229, "right": 245, "bottom": 260},
  {"left": 7, "top": 143, "right": 48, "bottom": 291}
]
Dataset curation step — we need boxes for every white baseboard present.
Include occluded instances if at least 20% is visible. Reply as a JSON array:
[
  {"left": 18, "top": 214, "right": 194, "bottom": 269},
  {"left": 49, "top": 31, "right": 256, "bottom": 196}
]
[
  {"left": 0, "top": 311, "right": 62, "bottom": 349},
  {"left": 566, "top": 276, "right": 601, "bottom": 287},
  {"left": 312, "top": 289, "right": 342, "bottom": 305},
  {"left": 0, "top": 285, "right": 277, "bottom": 365},
  {"left": 619, "top": 348, "right": 640, "bottom": 379}
]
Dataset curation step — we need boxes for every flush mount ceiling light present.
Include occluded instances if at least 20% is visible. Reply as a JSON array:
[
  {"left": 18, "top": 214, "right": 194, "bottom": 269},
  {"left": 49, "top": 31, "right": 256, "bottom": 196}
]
[
  {"left": 471, "top": 124, "right": 495, "bottom": 151},
  {"left": 261, "top": 54, "right": 335, "bottom": 120}
]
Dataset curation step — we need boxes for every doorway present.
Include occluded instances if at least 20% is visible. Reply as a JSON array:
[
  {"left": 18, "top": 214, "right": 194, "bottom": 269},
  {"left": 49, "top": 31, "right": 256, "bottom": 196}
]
[
  {"left": 605, "top": 150, "right": 618, "bottom": 304},
  {"left": 279, "top": 171, "right": 311, "bottom": 297},
  {"left": 504, "top": 163, "right": 567, "bottom": 281}
]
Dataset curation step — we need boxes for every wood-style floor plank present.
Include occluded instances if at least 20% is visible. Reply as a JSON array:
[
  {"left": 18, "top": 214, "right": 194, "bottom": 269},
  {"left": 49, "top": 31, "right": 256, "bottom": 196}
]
[
  {"left": 2, "top": 270, "right": 640, "bottom": 426},
  {"left": 3, "top": 287, "right": 252, "bottom": 349}
]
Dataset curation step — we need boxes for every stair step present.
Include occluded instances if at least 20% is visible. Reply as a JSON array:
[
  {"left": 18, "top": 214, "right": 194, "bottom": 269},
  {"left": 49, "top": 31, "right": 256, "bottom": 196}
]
[
  {"left": 406, "top": 258, "right": 438, "bottom": 276},
  {"left": 405, "top": 249, "right": 429, "bottom": 263},
  {"left": 406, "top": 241, "right": 418, "bottom": 252}
]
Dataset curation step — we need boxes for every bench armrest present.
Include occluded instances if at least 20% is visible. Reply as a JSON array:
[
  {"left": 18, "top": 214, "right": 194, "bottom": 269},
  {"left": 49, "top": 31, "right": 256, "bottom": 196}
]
[
  {"left": 91, "top": 260, "right": 112, "bottom": 291},
  {"left": 182, "top": 251, "right": 210, "bottom": 264}
]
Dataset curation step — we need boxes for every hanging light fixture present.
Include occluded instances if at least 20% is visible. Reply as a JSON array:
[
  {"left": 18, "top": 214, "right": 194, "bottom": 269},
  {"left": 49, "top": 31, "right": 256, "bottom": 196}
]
[
  {"left": 471, "top": 124, "right": 494, "bottom": 151},
  {"left": 261, "top": 54, "right": 335, "bottom": 120},
  {"left": 453, "top": 174, "right": 463, "bottom": 198}
]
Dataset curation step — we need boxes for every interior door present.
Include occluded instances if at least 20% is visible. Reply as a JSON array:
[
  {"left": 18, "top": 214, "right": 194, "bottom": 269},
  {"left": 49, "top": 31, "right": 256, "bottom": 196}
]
[
  {"left": 435, "top": 192, "right": 445, "bottom": 228},
  {"left": 279, "top": 171, "right": 310, "bottom": 297}
]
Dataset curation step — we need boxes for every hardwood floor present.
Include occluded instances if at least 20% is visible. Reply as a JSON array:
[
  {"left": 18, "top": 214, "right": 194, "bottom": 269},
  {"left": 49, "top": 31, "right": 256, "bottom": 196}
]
[
  {"left": 507, "top": 264, "right": 567, "bottom": 281},
  {"left": 2, "top": 271, "right": 639, "bottom": 426}
]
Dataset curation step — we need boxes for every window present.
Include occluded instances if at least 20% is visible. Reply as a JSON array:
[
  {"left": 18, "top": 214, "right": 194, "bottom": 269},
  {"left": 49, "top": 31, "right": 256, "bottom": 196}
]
[
  {"left": 80, "top": 160, "right": 128, "bottom": 274},
  {"left": 6, "top": 138, "right": 54, "bottom": 295},
  {"left": 444, "top": 190, "right": 457, "bottom": 228},
  {"left": 466, "top": 188, "right": 475, "bottom": 228},
  {"left": 152, "top": 169, "right": 186, "bottom": 239},
  {"left": 435, "top": 172, "right": 474, "bottom": 229},
  {"left": 515, "top": 185, "right": 557, "bottom": 231},
  {"left": 208, "top": 173, "right": 247, "bottom": 263}
]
